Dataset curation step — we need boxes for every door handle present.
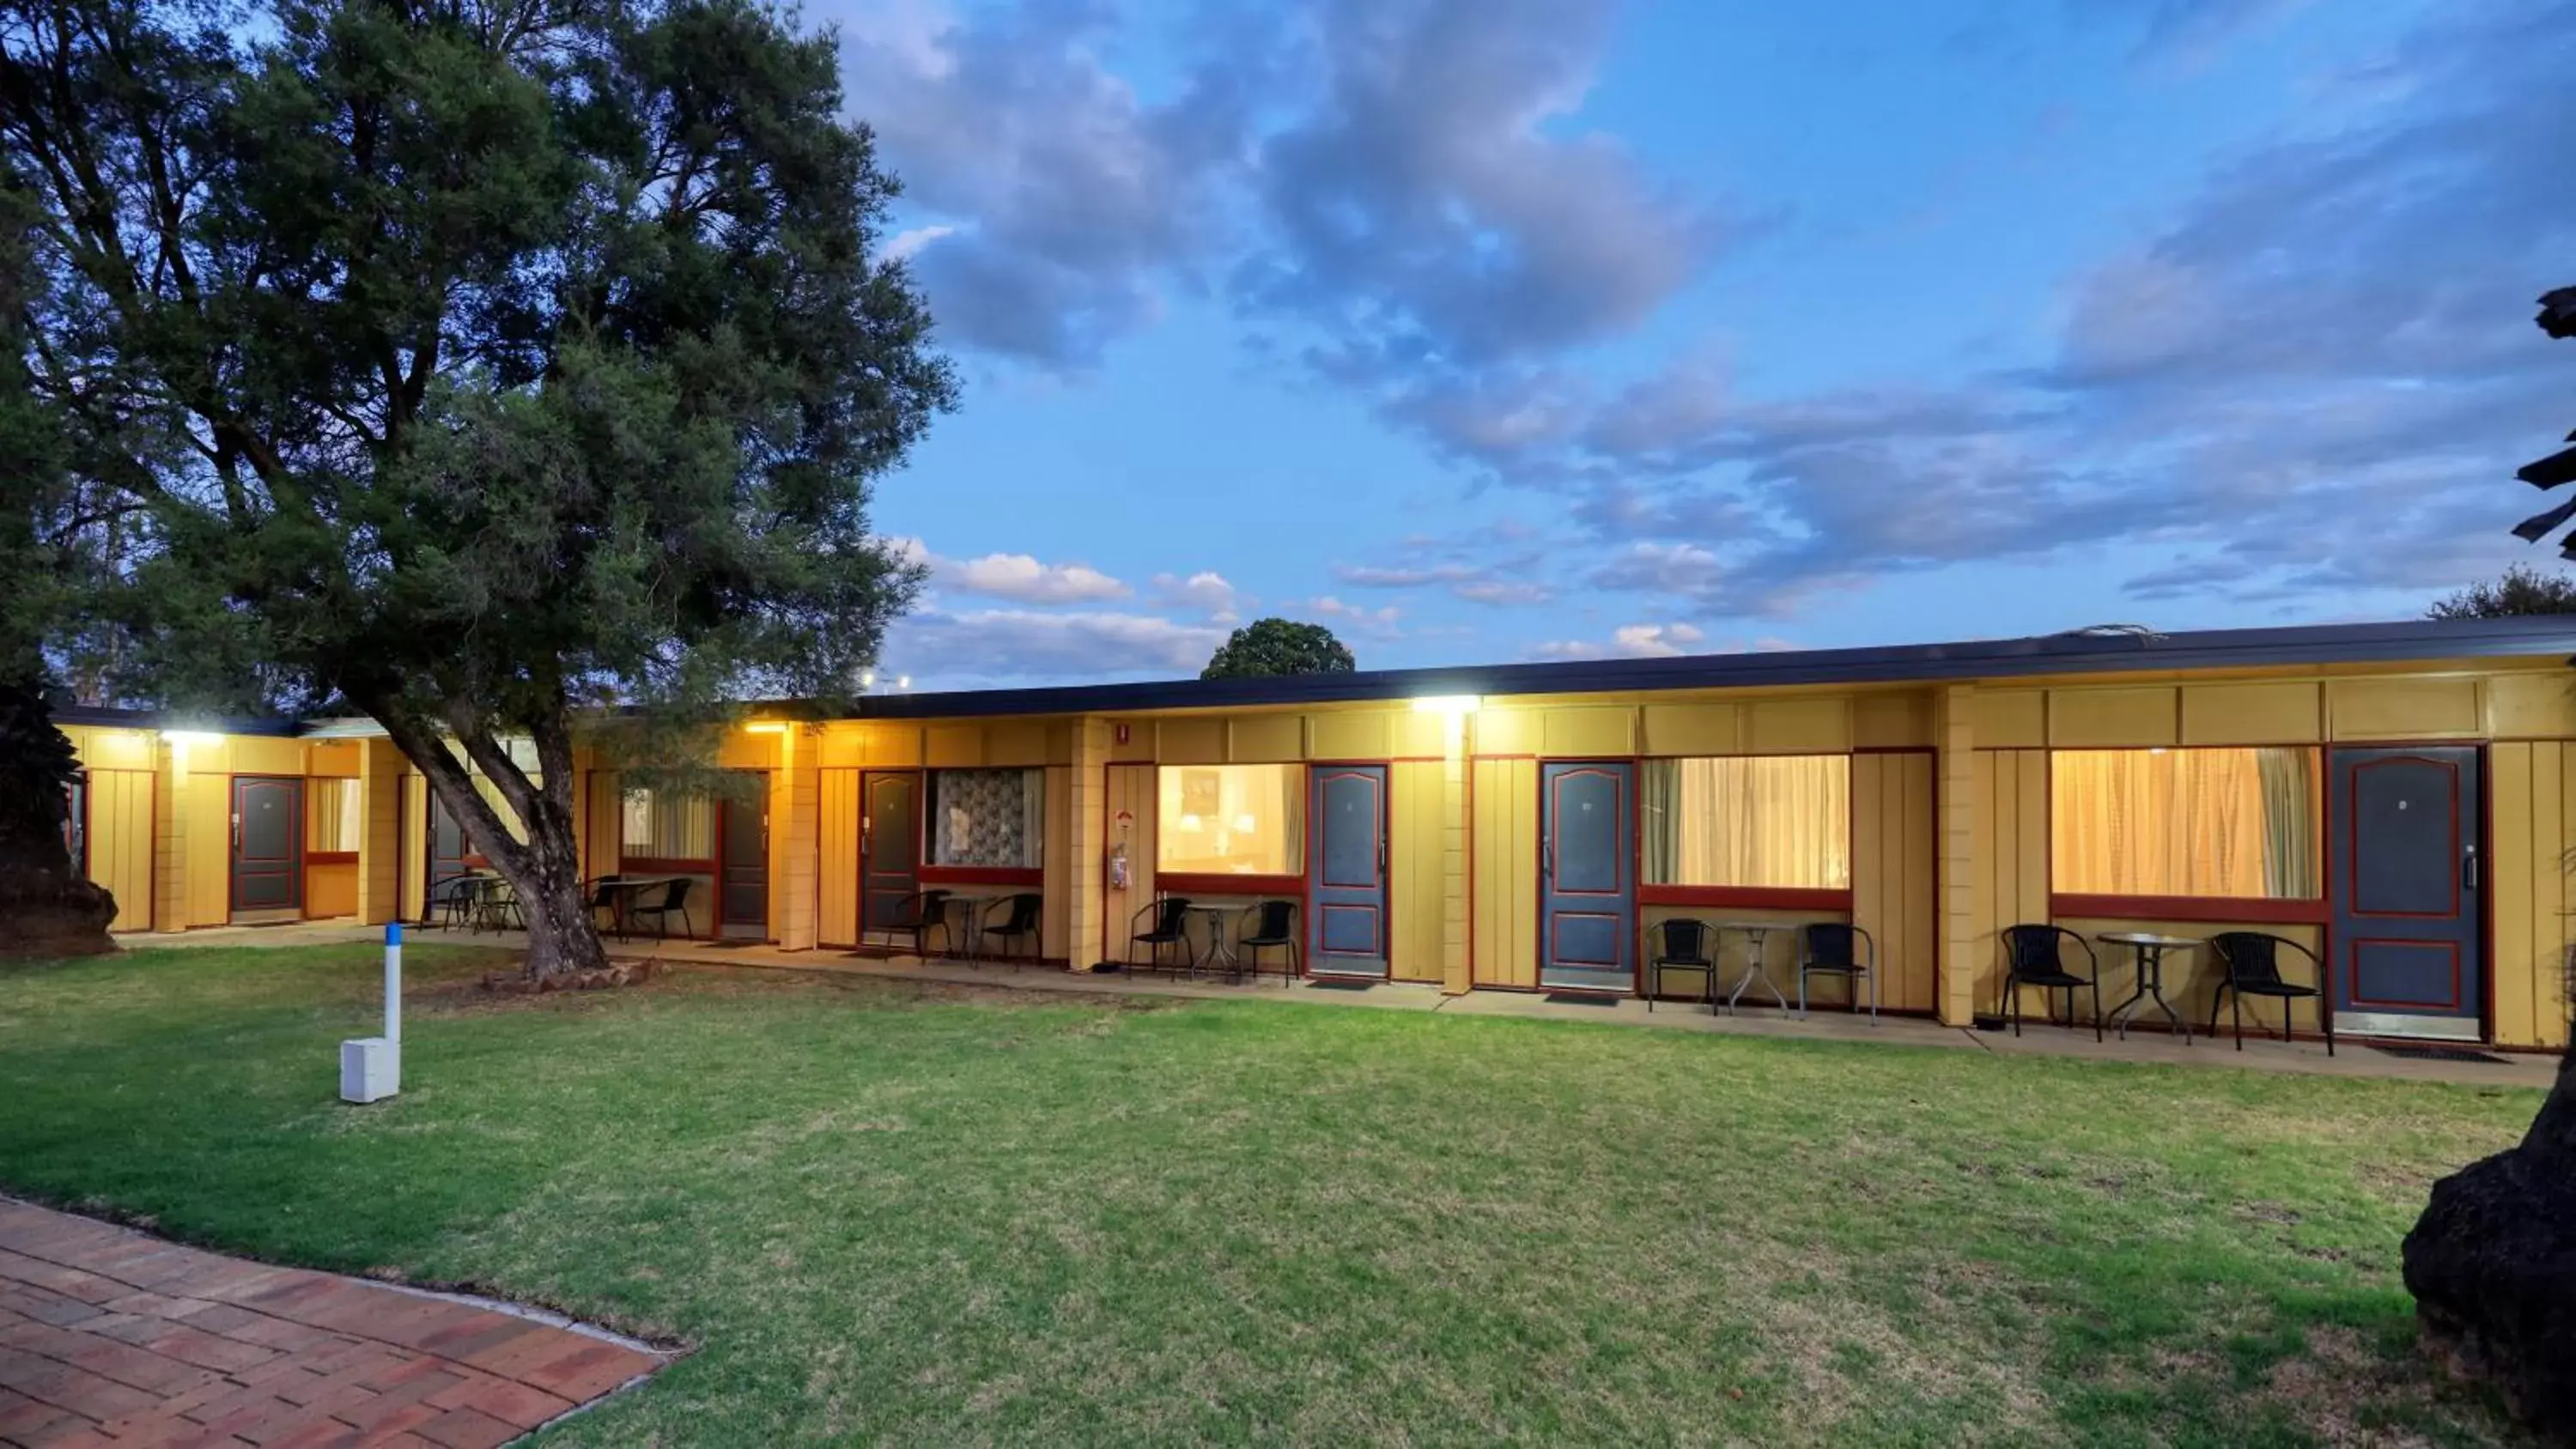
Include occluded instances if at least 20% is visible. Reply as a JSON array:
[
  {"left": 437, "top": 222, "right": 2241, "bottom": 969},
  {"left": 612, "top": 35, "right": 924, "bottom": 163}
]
[
  {"left": 1540, "top": 834, "right": 1552, "bottom": 879},
  {"left": 2464, "top": 846, "right": 2480, "bottom": 892}
]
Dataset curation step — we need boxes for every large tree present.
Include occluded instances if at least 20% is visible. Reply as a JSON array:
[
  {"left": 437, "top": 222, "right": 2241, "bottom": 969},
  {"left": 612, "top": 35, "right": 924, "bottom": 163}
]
[
  {"left": 2427, "top": 563, "right": 2576, "bottom": 619},
  {"left": 3, "top": 0, "right": 956, "bottom": 976},
  {"left": 2402, "top": 287, "right": 2576, "bottom": 1434},
  {"left": 1201, "top": 618, "right": 1356, "bottom": 680}
]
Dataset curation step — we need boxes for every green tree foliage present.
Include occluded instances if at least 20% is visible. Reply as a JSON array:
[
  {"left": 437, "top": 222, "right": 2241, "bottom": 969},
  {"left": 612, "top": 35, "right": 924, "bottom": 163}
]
[
  {"left": 2427, "top": 564, "right": 2576, "bottom": 619},
  {"left": 1201, "top": 618, "right": 1357, "bottom": 680},
  {"left": 3, "top": 0, "right": 957, "bottom": 974}
]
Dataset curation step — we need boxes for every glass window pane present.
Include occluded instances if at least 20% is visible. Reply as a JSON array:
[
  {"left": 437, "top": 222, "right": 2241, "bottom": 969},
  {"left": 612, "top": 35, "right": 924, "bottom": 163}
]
[
  {"left": 930, "top": 768, "right": 1045, "bottom": 868},
  {"left": 2050, "top": 747, "right": 2318, "bottom": 898},
  {"left": 1157, "top": 764, "right": 1302, "bottom": 876},
  {"left": 620, "top": 788, "right": 713, "bottom": 860},
  {"left": 1642, "top": 756, "right": 1850, "bottom": 889}
]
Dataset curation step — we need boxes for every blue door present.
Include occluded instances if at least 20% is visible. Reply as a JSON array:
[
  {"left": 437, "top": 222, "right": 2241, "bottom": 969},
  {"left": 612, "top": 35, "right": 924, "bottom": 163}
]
[
  {"left": 2330, "top": 747, "right": 2484, "bottom": 1041},
  {"left": 1540, "top": 761, "right": 1634, "bottom": 994},
  {"left": 1308, "top": 765, "right": 1389, "bottom": 979}
]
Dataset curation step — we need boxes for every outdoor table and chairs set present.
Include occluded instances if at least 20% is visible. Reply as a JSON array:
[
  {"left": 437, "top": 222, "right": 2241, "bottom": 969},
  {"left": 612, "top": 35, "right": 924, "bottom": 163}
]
[{"left": 859, "top": 887, "right": 1048, "bottom": 967}]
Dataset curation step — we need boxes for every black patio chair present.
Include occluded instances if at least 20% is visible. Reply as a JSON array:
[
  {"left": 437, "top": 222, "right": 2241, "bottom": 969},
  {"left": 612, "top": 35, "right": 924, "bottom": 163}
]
[
  {"left": 867, "top": 888, "right": 952, "bottom": 957},
  {"left": 2000, "top": 924, "right": 2101, "bottom": 1041},
  {"left": 1799, "top": 922, "right": 1878, "bottom": 1023},
  {"left": 471, "top": 876, "right": 522, "bottom": 933},
  {"left": 586, "top": 877, "right": 627, "bottom": 940},
  {"left": 2208, "top": 931, "right": 2335, "bottom": 1057},
  {"left": 629, "top": 877, "right": 696, "bottom": 941},
  {"left": 1129, "top": 897, "right": 1194, "bottom": 976},
  {"left": 426, "top": 875, "right": 478, "bottom": 931},
  {"left": 1648, "top": 918, "right": 1716, "bottom": 1011},
  {"left": 1237, "top": 900, "right": 1300, "bottom": 984},
  {"left": 980, "top": 893, "right": 1043, "bottom": 966}
]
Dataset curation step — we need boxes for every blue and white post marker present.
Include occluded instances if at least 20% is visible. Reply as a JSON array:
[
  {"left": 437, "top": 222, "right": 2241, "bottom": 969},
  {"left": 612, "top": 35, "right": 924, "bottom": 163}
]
[{"left": 339, "top": 922, "right": 403, "bottom": 1104}]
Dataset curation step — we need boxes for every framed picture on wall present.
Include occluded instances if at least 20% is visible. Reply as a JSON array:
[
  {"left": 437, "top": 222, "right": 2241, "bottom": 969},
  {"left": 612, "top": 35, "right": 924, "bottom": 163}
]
[{"left": 1182, "top": 769, "right": 1221, "bottom": 819}]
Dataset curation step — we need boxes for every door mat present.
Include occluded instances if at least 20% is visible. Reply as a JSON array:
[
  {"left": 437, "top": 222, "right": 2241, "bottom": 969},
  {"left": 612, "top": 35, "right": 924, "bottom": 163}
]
[
  {"left": 1306, "top": 979, "right": 1376, "bottom": 991},
  {"left": 1543, "top": 992, "right": 1621, "bottom": 1007},
  {"left": 2375, "top": 1045, "right": 2510, "bottom": 1065}
]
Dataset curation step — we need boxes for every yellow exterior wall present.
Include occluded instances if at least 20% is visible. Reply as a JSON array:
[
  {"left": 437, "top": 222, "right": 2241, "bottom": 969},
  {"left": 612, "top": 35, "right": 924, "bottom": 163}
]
[
  {"left": 1851, "top": 751, "right": 1937, "bottom": 1013},
  {"left": 1388, "top": 761, "right": 1446, "bottom": 982},
  {"left": 1102, "top": 762, "right": 1157, "bottom": 963},
  {"left": 2492, "top": 742, "right": 2576, "bottom": 1050},
  {"left": 817, "top": 768, "right": 860, "bottom": 948},
  {"left": 84, "top": 767, "right": 156, "bottom": 932},
  {"left": 1469, "top": 757, "right": 1538, "bottom": 988},
  {"left": 1970, "top": 749, "right": 2050, "bottom": 1016}
]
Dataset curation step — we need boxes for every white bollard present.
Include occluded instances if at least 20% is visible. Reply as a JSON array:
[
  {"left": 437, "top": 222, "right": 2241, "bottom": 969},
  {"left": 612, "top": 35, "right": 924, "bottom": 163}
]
[{"left": 339, "top": 921, "right": 403, "bottom": 1104}]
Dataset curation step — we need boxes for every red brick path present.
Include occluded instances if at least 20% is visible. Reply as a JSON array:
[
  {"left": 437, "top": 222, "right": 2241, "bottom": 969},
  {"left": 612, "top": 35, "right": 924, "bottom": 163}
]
[{"left": 0, "top": 1198, "right": 664, "bottom": 1447}]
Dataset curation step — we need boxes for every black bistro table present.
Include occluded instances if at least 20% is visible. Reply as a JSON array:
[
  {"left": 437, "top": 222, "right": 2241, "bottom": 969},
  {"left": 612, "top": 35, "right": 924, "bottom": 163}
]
[{"left": 2094, "top": 931, "right": 2200, "bottom": 1044}]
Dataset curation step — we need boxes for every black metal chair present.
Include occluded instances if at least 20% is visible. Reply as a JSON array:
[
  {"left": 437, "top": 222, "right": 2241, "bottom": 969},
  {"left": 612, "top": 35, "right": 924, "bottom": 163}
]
[
  {"left": 586, "top": 877, "right": 627, "bottom": 940},
  {"left": 1128, "top": 897, "right": 1194, "bottom": 975},
  {"left": 471, "top": 876, "right": 522, "bottom": 933},
  {"left": 629, "top": 877, "right": 696, "bottom": 941},
  {"left": 1648, "top": 918, "right": 1716, "bottom": 1012},
  {"left": 426, "top": 875, "right": 478, "bottom": 931},
  {"left": 2208, "top": 931, "right": 2335, "bottom": 1056},
  {"left": 867, "top": 888, "right": 952, "bottom": 957},
  {"left": 1799, "top": 922, "right": 1878, "bottom": 1023},
  {"left": 980, "top": 893, "right": 1043, "bottom": 966},
  {"left": 1236, "top": 900, "right": 1300, "bottom": 983},
  {"left": 2001, "top": 924, "right": 2102, "bottom": 1041}
]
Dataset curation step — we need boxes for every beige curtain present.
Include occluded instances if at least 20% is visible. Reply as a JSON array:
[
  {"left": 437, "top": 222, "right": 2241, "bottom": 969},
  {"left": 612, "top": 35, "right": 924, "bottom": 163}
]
[
  {"left": 2051, "top": 749, "right": 2316, "bottom": 897},
  {"left": 1649, "top": 756, "right": 1850, "bottom": 889}
]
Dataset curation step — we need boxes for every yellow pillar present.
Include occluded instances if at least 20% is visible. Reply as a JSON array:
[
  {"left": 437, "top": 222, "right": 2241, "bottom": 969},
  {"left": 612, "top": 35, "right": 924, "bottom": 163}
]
[
  {"left": 775, "top": 726, "right": 821, "bottom": 949},
  {"left": 153, "top": 735, "right": 190, "bottom": 933},
  {"left": 356, "top": 737, "right": 406, "bottom": 925},
  {"left": 1441, "top": 709, "right": 1471, "bottom": 995},
  {"left": 1066, "top": 717, "right": 1112, "bottom": 969},
  {"left": 1936, "top": 684, "right": 1980, "bottom": 1026}
]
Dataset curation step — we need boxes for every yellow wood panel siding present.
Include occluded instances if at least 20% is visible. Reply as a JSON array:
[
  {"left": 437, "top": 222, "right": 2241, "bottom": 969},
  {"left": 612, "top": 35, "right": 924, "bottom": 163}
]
[
  {"left": 2488, "top": 674, "right": 2576, "bottom": 739},
  {"left": 1064, "top": 720, "right": 1111, "bottom": 970},
  {"left": 307, "top": 741, "right": 361, "bottom": 776},
  {"left": 1041, "top": 765, "right": 1072, "bottom": 960},
  {"left": 85, "top": 769, "right": 155, "bottom": 932},
  {"left": 187, "top": 773, "right": 228, "bottom": 925},
  {"left": 1388, "top": 761, "right": 1447, "bottom": 982},
  {"left": 1978, "top": 749, "right": 2052, "bottom": 1016},
  {"left": 1157, "top": 718, "right": 1226, "bottom": 765},
  {"left": 2179, "top": 682, "right": 2323, "bottom": 745},
  {"left": 1852, "top": 693, "right": 1934, "bottom": 750},
  {"left": 1472, "top": 707, "right": 1535, "bottom": 757},
  {"left": 1469, "top": 757, "right": 1538, "bottom": 987},
  {"left": 921, "top": 724, "right": 981, "bottom": 768},
  {"left": 1971, "top": 689, "right": 2044, "bottom": 749},
  {"left": 2050, "top": 687, "right": 2178, "bottom": 748},
  {"left": 1391, "top": 709, "right": 1450, "bottom": 760},
  {"left": 1850, "top": 752, "right": 1937, "bottom": 1012},
  {"left": 1540, "top": 706, "right": 1635, "bottom": 757},
  {"left": 155, "top": 747, "right": 186, "bottom": 931},
  {"left": 1747, "top": 697, "right": 1850, "bottom": 755},
  {"left": 817, "top": 768, "right": 860, "bottom": 947},
  {"left": 1641, "top": 702, "right": 1739, "bottom": 756},
  {"left": 1103, "top": 763, "right": 1157, "bottom": 962},
  {"left": 2329, "top": 677, "right": 2482, "bottom": 740},
  {"left": 357, "top": 740, "right": 404, "bottom": 925},
  {"left": 306, "top": 862, "right": 357, "bottom": 919},
  {"left": 583, "top": 770, "right": 621, "bottom": 884},
  {"left": 773, "top": 743, "right": 819, "bottom": 949},
  {"left": 2489, "top": 742, "right": 2576, "bottom": 1050},
  {"left": 400, "top": 773, "right": 428, "bottom": 922},
  {"left": 1229, "top": 714, "right": 1305, "bottom": 763},
  {"left": 1936, "top": 688, "right": 1979, "bottom": 1024},
  {"left": 984, "top": 721, "right": 1049, "bottom": 767},
  {"left": 1107, "top": 719, "right": 1155, "bottom": 762},
  {"left": 2549, "top": 744, "right": 2576, "bottom": 1049},
  {"left": 1309, "top": 711, "right": 1390, "bottom": 761},
  {"left": 69, "top": 728, "right": 155, "bottom": 772},
  {"left": 229, "top": 737, "right": 304, "bottom": 777}
]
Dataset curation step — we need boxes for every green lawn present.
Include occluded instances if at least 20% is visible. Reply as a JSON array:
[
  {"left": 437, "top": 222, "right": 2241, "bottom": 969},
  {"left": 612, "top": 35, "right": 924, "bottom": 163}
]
[{"left": 0, "top": 944, "right": 2546, "bottom": 1446}]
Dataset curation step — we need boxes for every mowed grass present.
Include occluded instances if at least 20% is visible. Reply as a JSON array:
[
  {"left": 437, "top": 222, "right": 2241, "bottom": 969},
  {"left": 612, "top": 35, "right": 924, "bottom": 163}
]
[{"left": 0, "top": 945, "right": 2548, "bottom": 1446}]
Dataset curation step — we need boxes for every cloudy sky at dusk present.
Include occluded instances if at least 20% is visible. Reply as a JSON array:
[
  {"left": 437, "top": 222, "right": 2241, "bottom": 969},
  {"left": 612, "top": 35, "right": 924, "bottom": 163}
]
[{"left": 832, "top": 0, "right": 2576, "bottom": 688}]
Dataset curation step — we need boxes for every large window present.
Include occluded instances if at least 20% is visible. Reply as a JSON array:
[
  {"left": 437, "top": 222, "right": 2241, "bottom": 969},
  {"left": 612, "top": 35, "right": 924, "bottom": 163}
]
[
  {"left": 1643, "top": 755, "right": 1850, "bottom": 890},
  {"left": 623, "top": 788, "right": 714, "bottom": 862},
  {"left": 931, "top": 768, "right": 1045, "bottom": 869},
  {"left": 308, "top": 778, "right": 361, "bottom": 854},
  {"left": 2051, "top": 747, "right": 2319, "bottom": 899},
  {"left": 1157, "top": 764, "right": 1302, "bottom": 876}
]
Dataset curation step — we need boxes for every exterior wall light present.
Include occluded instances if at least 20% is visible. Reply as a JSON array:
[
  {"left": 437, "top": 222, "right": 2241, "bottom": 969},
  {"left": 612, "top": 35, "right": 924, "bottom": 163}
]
[
  {"left": 1411, "top": 695, "right": 1483, "bottom": 716},
  {"left": 744, "top": 721, "right": 789, "bottom": 735}
]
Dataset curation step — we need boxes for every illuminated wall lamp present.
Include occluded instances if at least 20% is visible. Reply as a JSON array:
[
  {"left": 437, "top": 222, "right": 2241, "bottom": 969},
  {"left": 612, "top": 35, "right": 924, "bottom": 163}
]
[
  {"left": 744, "top": 721, "right": 789, "bottom": 735},
  {"left": 1410, "top": 694, "right": 1483, "bottom": 716},
  {"left": 161, "top": 730, "right": 223, "bottom": 746}
]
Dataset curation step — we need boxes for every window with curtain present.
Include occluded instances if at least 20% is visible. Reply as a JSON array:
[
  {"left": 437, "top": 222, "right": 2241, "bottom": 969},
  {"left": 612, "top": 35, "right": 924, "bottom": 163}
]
[
  {"left": 307, "top": 778, "right": 361, "bottom": 853},
  {"left": 1642, "top": 755, "right": 1851, "bottom": 889},
  {"left": 2050, "top": 747, "right": 2319, "bottom": 898},
  {"left": 1157, "top": 764, "right": 1303, "bottom": 876},
  {"left": 930, "top": 768, "right": 1045, "bottom": 869},
  {"left": 622, "top": 788, "right": 714, "bottom": 861}
]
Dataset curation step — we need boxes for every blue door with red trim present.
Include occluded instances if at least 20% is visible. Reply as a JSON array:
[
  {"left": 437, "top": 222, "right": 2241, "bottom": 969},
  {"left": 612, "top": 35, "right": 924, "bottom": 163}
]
[
  {"left": 1540, "top": 761, "right": 1633, "bottom": 994},
  {"left": 2330, "top": 746, "right": 2483, "bottom": 1041},
  {"left": 1308, "top": 765, "right": 1389, "bottom": 979}
]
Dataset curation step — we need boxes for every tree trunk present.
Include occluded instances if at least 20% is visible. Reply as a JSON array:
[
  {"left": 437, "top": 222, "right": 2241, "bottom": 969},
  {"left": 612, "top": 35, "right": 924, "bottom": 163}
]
[
  {"left": 2403, "top": 1047, "right": 2576, "bottom": 1434},
  {"left": 504, "top": 797, "right": 611, "bottom": 980}
]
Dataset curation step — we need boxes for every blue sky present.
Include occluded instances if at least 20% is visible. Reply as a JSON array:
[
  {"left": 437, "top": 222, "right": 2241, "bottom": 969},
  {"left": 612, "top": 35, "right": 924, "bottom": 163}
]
[{"left": 826, "top": 0, "right": 2576, "bottom": 687}]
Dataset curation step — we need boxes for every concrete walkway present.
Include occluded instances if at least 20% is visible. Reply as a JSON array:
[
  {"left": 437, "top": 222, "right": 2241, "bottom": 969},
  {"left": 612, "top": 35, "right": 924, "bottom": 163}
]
[
  {"left": 115, "top": 919, "right": 2565, "bottom": 1089},
  {"left": 0, "top": 1198, "right": 663, "bottom": 1448}
]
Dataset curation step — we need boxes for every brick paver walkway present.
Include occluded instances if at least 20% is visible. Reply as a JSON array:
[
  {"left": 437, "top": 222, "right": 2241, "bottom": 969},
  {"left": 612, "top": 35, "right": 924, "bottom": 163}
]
[{"left": 0, "top": 1198, "right": 664, "bottom": 1447}]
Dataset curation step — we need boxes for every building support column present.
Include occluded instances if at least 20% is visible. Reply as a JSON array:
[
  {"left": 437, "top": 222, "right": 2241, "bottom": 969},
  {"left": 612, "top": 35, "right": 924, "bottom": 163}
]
[
  {"left": 356, "top": 737, "right": 406, "bottom": 925},
  {"left": 775, "top": 727, "right": 821, "bottom": 950},
  {"left": 1936, "top": 684, "right": 1979, "bottom": 1027},
  {"left": 153, "top": 735, "right": 190, "bottom": 934},
  {"left": 1066, "top": 717, "right": 1111, "bottom": 970},
  {"left": 1441, "top": 709, "right": 1471, "bottom": 995}
]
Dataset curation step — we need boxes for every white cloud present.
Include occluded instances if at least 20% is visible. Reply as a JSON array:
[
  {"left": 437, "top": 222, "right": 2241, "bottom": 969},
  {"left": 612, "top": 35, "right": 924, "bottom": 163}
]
[
  {"left": 882, "top": 223, "right": 960, "bottom": 262},
  {"left": 886, "top": 607, "right": 1227, "bottom": 685},
  {"left": 1527, "top": 621, "right": 1708, "bottom": 660},
  {"left": 944, "top": 551, "right": 1129, "bottom": 603},
  {"left": 1151, "top": 570, "right": 1242, "bottom": 622}
]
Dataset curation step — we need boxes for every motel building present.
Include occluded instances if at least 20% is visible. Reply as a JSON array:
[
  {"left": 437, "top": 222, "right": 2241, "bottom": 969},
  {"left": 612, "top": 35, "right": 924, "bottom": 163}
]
[{"left": 47, "top": 615, "right": 2576, "bottom": 1052}]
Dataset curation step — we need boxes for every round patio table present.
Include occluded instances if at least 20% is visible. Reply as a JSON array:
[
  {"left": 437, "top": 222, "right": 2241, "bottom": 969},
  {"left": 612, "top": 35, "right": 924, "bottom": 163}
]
[{"left": 2094, "top": 931, "right": 2200, "bottom": 1044}]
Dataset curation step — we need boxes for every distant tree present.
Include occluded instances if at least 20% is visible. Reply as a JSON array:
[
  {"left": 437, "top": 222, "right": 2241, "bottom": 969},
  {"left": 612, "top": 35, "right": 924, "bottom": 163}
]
[
  {"left": 2427, "top": 564, "right": 2576, "bottom": 619},
  {"left": 1202, "top": 619, "right": 1357, "bottom": 680},
  {"left": 2403, "top": 287, "right": 2576, "bottom": 1434},
  {"left": 3, "top": 0, "right": 956, "bottom": 978}
]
